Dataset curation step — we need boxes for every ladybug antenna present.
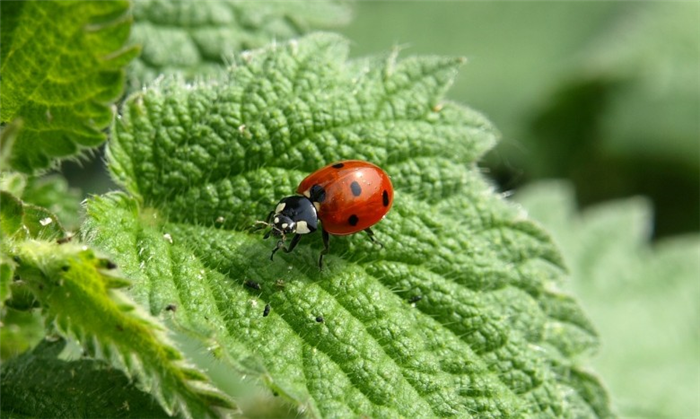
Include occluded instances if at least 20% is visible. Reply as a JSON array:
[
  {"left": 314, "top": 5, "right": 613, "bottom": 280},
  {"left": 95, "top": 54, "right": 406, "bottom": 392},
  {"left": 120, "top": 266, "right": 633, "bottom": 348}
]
[{"left": 251, "top": 220, "right": 270, "bottom": 232}]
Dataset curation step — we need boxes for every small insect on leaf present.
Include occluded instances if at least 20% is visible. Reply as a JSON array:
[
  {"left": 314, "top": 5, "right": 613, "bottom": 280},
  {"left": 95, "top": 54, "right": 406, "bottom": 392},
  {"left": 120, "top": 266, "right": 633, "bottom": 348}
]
[
  {"left": 262, "top": 160, "right": 393, "bottom": 269},
  {"left": 244, "top": 280, "right": 261, "bottom": 291}
]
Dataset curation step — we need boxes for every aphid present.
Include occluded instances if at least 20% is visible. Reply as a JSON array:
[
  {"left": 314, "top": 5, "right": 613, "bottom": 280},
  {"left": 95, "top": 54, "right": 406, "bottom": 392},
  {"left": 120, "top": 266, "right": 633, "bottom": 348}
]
[
  {"left": 57, "top": 235, "right": 73, "bottom": 244},
  {"left": 315, "top": 315, "right": 324, "bottom": 323},
  {"left": 260, "top": 160, "right": 393, "bottom": 269},
  {"left": 408, "top": 295, "right": 423, "bottom": 304},
  {"left": 244, "top": 280, "right": 261, "bottom": 290},
  {"left": 263, "top": 303, "right": 271, "bottom": 317}
]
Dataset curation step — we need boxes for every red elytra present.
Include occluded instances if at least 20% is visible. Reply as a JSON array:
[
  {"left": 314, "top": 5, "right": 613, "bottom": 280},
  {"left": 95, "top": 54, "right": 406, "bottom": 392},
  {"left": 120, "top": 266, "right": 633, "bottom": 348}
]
[
  {"left": 260, "top": 160, "right": 394, "bottom": 269},
  {"left": 297, "top": 160, "right": 394, "bottom": 235}
]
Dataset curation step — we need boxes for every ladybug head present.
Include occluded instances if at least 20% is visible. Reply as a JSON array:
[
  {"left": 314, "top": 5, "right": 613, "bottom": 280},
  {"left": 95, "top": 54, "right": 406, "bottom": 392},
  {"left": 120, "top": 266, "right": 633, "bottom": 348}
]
[
  {"left": 271, "top": 213, "right": 297, "bottom": 236},
  {"left": 268, "top": 195, "right": 318, "bottom": 237}
]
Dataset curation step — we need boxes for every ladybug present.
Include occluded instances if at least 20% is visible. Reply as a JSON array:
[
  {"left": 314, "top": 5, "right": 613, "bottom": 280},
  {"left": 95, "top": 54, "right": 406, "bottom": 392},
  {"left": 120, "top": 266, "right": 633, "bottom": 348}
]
[{"left": 261, "top": 160, "right": 394, "bottom": 269}]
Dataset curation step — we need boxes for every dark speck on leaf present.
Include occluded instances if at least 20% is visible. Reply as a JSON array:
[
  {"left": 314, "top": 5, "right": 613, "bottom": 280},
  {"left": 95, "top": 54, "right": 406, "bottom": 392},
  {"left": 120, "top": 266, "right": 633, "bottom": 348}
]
[
  {"left": 245, "top": 280, "right": 261, "bottom": 290},
  {"left": 57, "top": 236, "right": 73, "bottom": 244}
]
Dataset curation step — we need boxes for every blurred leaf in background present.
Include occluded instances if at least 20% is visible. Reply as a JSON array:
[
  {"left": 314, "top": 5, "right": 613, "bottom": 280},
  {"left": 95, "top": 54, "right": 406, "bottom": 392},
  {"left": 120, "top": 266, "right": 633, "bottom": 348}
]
[
  {"left": 524, "top": 3, "right": 700, "bottom": 238},
  {"left": 517, "top": 181, "right": 700, "bottom": 419},
  {"left": 341, "top": 2, "right": 699, "bottom": 238},
  {"left": 129, "top": 0, "right": 352, "bottom": 88}
]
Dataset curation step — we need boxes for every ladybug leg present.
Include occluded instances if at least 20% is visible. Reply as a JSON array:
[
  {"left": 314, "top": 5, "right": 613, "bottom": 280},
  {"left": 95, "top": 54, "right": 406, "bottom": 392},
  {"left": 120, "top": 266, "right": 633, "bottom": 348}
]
[
  {"left": 364, "top": 227, "right": 384, "bottom": 248},
  {"left": 285, "top": 234, "right": 303, "bottom": 253},
  {"left": 318, "top": 229, "right": 330, "bottom": 270},
  {"left": 270, "top": 234, "right": 302, "bottom": 261}
]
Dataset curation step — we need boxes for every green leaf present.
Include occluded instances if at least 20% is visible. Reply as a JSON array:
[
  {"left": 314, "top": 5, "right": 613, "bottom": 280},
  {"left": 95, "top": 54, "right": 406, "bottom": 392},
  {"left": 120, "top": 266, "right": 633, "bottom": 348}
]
[
  {"left": 20, "top": 175, "right": 83, "bottom": 231},
  {"left": 0, "top": 0, "right": 139, "bottom": 173},
  {"left": 588, "top": 3, "right": 700, "bottom": 169},
  {"left": 0, "top": 192, "right": 24, "bottom": 240},
  {"left": 0, "top": 338, "right": 171, "bottom": 419},
  {"left": 1, "top": 172, "right": 83, "bottom": 232},
  {"left": 0, "top": 308, "right": 44, "bottom": 361},
  {"left": 0, "top": 254, "right": 15, "bottom": 309},
  {"left": 129, "top": 0, "right": 352, "bottom": 88},
  {"left": 88, "top": 33, "right": 611, "bottom": 417},
  {"left": 517, "top": 181, "right": 700, "bottom": 418},
  {"left": 9, "top": 239, "right": 236, "bottom": 418}
]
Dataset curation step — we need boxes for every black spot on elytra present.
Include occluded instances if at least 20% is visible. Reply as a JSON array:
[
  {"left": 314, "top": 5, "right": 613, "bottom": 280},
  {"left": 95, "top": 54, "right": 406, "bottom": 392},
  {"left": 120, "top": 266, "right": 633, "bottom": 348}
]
[
  {"left": 310, "top": 184, "right": 326, "bottom": 203},
  {"left": 382, "top": 190, "right": 390, "bottom": 207},
  {"left": 350, "top": 181, "right": 362, "bottom": 197},
  {"left": 348, "top": 214, "right": 359, "bottom": 226},
  {"left": 332, "top": 163, "right": 344, "bottom": 168}
]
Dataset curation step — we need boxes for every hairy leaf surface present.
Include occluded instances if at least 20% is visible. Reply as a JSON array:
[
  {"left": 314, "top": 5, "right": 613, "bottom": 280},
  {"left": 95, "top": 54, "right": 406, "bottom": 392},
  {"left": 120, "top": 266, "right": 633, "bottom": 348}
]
[
  {"left": 0, "top": 0, "right": 138, "bottom": 173},
  {"left": 86, "top": 33, "right": 611, "bottom": 418},
  {"left": 1, "top": 191, "right": 236, "bottom": 419}
]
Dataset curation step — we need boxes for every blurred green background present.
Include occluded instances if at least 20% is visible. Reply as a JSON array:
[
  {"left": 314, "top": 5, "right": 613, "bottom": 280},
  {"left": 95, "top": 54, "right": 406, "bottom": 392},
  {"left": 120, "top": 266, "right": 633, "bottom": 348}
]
[{"left": 339, "top": 1, "right": 699, "bottom": 238}]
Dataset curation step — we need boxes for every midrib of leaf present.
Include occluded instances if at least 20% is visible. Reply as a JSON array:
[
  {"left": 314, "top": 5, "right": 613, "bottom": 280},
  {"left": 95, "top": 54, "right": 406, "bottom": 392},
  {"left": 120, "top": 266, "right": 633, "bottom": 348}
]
[{"left": 89, "top": 33, "right": 611, "bottom": 418}]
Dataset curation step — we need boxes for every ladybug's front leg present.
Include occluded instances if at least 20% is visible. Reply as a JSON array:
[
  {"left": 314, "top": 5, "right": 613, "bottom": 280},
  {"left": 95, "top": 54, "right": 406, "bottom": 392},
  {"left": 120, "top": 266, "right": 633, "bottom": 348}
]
[
  {"left": 270, "top": 234, "right": 302, "bottom": 261},
  {"left": 318, "top": 229, "right": 330, "bottom": 270}
]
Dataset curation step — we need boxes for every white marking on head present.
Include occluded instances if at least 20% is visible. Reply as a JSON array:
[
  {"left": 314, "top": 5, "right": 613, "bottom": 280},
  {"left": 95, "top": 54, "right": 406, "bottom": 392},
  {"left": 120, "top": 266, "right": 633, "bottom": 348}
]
[
  {"left": 275, "top": 203, "right": 286, "bottom": 214},
  {"left": 313, "top": 202, "right": 322, "bottom": 212},
  {"left": 281, "top": 223, "right": 289, "bottom": 229},
  {"left": 302, "top": 189, "right": 311, "bottom": 198},
  {"left": 296, "top": 220, "right": 311, "bottom": 234},
  {"left": 274, "top": 217, "right": 280, "bottom": 224}
]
